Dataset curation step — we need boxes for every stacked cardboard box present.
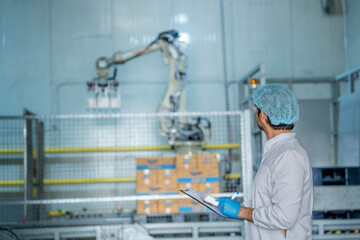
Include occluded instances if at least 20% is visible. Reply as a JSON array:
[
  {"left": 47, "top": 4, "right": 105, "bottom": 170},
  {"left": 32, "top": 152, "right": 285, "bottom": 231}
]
[
  {"left": 137, "top": 200, "right": 158, "bottom": 215},
  {"left": 136, "top": 154, "right": 220, "bottom": 215},
  {"left": 136, "top": 157, "right": 177, "bottom": 214},
  {"left": 176, "top": 154, "right": 219, "bottom": 213},
  {"left": 198, "top": 154, "right": 220, "bottom": 194},
  {"left": 158, "top": 199, "right": 178, "bottom": 214}
]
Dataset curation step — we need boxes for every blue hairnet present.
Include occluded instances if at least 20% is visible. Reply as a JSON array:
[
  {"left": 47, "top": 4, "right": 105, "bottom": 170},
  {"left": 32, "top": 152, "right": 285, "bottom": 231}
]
[{"left": 252, "top": 84, "right": 299, "bottom": 125}]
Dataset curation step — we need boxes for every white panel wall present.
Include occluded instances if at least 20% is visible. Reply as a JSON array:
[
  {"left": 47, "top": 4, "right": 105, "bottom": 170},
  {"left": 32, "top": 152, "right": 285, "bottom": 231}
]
[
  {"left": 291, "top": 0, "right": 345, "bottom": 76},
  {"left": 0, "top": 0, "right": 52, "bottom": 114},
  {"left": 51, "top": 0, "right": 114, "bottom": 114},
  {"left": 0, "top": 0, "right": 348, "bottom": 115},
  {"left": 345, "top": 0, "right": 360, "bottom": 70},
  {"left": 224, "top": 0, "right": 345, "bottom": 80}
]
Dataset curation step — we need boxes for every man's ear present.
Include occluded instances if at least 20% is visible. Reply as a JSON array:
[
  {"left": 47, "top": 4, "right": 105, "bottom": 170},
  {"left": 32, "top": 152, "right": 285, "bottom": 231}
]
[{"left": 259, "top": 110, "right": 268, "bottom": 121}]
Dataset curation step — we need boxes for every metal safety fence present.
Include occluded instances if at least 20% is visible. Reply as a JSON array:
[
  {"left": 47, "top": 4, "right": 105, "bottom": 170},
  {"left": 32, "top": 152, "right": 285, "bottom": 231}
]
[{"left": 0, "top": 111, "right": 251, "bottom": 239}]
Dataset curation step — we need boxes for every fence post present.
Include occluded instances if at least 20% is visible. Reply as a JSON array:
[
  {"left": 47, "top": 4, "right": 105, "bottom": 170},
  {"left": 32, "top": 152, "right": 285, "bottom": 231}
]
[
  {"left": 35, "top": 121, "right": 44, "bottom": 220},
  {"left": 23, "top": 108, "right": 34, "bottom": 221}
]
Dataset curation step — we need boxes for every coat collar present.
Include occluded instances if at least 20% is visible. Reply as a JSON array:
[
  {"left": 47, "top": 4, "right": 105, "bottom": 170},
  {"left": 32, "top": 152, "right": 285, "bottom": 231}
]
[{"left": 263, "top": 132, "right": 296, "bottom": 154}]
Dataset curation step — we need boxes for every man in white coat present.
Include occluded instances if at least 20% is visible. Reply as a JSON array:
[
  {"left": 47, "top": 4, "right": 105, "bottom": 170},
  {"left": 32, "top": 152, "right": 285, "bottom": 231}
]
[{"left": 218, "top": 84, "right": 313, "bottom": 240}]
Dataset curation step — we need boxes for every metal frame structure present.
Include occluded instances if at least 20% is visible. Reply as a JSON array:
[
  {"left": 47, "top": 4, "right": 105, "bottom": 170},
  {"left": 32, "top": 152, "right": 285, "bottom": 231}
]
[
  {"left": 312, "top": 219, "right": 360, "bottom": 240},
  {"left": 332, "top": 66, "right": 360, "bottom": 166},
  {"left": 334, "top": 66, "right": 360, "bottom": 94},
  {"left": 8, "top": 219, "right": 360, "bottom": 240},
  {"left": 228, "top": 63, "right": 360, "bottom": 167},
  {"left": 21, "top": 109, "right": 46, "bottom": 222},
  {"left": 0, "top": 111, "right": 251, "bottom": 239},
  {"left": 1, "top": 111, "right": 250, "bottom": 203},
  {"left": 23, "top": 109, "right": 34, "bottom": 221},
  {"left": 11, "top": 221, "right": 245, "bottom": 240}
]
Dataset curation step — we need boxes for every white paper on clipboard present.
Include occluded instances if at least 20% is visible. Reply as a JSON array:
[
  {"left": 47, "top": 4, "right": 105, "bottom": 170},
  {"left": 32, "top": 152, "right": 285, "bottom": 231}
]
[{"left": 180, "top": 189, "right": 241, "bottom": 220}]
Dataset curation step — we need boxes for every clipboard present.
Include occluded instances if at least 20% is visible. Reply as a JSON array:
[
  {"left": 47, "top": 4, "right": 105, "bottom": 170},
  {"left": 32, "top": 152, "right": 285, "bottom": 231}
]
[{"left": 180, "top": 189, "right": 241, "bottom": 220}]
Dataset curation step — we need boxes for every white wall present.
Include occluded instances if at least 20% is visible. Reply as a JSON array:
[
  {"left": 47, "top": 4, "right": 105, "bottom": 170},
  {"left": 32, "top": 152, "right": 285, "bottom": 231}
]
[
  {"left": 0, "top": 0, "right": 52, "bottom": 114},
  {"left": 224, "top": 0, "right": 345, "bottom": 81},
  {"left": 0, "top": 0, "right": 347, "bottom": 115},
  {"left": 344, "top": 0, "right": 360, "bottom": 70}
]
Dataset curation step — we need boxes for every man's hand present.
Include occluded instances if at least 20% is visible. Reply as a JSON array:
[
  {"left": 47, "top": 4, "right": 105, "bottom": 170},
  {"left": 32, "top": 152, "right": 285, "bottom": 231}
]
[
  {"left": 218, "top": 197, "right": 242, "bottom": 219},
  {"left": 238, "top": 206, "right": 254, "bottom": 222},
  {"left": 218, "top": 198, "right": 255, "bottom": 222}
]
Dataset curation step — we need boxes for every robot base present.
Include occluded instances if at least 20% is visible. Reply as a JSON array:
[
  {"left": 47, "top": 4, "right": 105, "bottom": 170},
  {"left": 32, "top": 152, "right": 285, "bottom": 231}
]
[{"left": 173, "top": 141, "right": 203, "bottom": 155}]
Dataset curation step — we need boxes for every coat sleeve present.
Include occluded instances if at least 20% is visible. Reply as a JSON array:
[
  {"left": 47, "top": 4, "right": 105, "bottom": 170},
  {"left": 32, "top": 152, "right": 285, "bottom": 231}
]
[
  {"left": 252, "top": 150, "right": 305, "bottom": 230},
  {"left": 243, "top": 199, "right": 252, "bottom": 208}
]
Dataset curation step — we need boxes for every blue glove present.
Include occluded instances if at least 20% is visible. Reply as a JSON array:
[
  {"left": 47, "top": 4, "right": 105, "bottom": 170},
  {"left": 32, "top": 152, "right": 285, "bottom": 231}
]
[{"left": 218, "top": 197, "right": 242, "bottom": 219}]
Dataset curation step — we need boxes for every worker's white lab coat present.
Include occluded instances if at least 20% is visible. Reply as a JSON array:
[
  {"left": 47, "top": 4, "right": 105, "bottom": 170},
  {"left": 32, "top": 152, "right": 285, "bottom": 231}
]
[{"left": 246, "top": 133, "right": 313, "bottom": 240}]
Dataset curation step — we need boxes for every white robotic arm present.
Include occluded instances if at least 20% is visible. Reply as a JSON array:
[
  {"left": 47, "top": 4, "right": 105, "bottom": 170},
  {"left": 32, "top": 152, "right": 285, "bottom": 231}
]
[
  {"left": 95, "top": 30, "right": 187, "bottom": 114},
  {"left": 90, "top": 30, "right": 210, "bottom": 148},
  {"left": 95, "top": 42, "right": 162, "bottom": 78}
]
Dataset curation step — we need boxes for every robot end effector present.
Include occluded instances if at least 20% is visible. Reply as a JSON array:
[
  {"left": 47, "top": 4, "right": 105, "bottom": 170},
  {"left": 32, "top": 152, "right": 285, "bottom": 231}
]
[{"left": 96, "top": 57, "right": 112, "bottom": 79}]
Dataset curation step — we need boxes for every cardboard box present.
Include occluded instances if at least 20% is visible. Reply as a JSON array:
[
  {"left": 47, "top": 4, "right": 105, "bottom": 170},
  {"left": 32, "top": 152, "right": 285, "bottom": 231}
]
[
  {"left": 136, "top": 169, "right": 157, "bottom": 186},
  {"left": 198, "top": 182, "right": 220, "bottom": 193},
  {"left": 177, "top": 168, "right": 204, "bottom": 183},
  {"left": 137, "top": 184, "right": 177, "bottom": 195},
  {"left": 137, "top": 200, "right": 158, "bottom": 215},
  {"left": 136, "top": 157, "right": 163, "bottom": 170},
  {"left": 198, "top": 154, "right": 218, "bottom": 169},
  {"left": 178, "top": 183, "right": 199, "bottom": 192},
  {"left": 158, "top": 200, "right": 178, "bottom": 214},
  {"left": 158, "top": 157, "right": 176, "bottom": 169},
  {"left": 136, "top": 184, "right": 163, "bottom": 195},
  {"left": 176, "top": 154, "right": 198, "bottom": 169},
  {"left": 136, "top": 157, "right": 176, "bottom": 170},
  {"left": 177, "top": 199, "right": 209, "bottom": 213},
  {"left": 199, "top": 169, "right": 219, "bottom": 183},
  {"left": 158, "top": 185, "right": 178, "bottom": 194},
  {"left": 157, "top": 169, "right": 178, "bottom": 193},
  {"left": 158, "top": 169, "right": 177, "bottom": 185}
]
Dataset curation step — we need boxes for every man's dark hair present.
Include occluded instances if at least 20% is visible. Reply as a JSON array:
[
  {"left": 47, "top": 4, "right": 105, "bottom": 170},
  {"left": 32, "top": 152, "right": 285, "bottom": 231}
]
[{"left": 257, "top": 108, "right": 294, "bottom": 130}]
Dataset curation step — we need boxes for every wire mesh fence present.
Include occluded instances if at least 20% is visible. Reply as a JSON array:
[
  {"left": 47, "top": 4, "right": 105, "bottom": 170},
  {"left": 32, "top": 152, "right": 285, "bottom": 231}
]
[
  {"left": 0, "top": 117, "right": 25, "bottom": 224},
  {"left": 0, "top": 111, "right": 247, "bottom": 238}
]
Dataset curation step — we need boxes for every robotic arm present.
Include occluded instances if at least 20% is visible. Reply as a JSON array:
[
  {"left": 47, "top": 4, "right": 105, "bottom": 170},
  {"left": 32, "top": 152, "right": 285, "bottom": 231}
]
[
  {"left": 89, "top": 30, "right": 210, "bottom": 148},
  {"left": 94, "top": 30, "right": 186, "bottom": 114}
]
